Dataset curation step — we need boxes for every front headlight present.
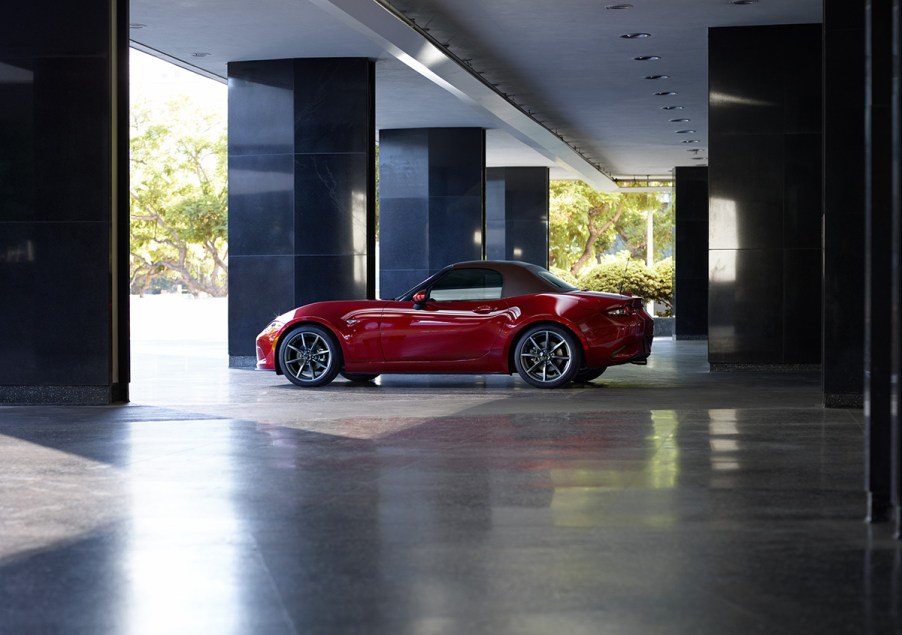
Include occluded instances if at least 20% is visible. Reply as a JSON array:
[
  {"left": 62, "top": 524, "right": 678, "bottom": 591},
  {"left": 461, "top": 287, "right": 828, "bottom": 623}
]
[{"left": 259, "top": 319, "right": 284, "bottom": 338}]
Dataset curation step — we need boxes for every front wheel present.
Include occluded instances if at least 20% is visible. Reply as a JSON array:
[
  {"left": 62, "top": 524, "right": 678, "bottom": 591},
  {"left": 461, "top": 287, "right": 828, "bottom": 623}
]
[
  {"left": 514, "top": 325, "right": 581, "bottom": 388},
  {"left": 278, "top": 325, "right": 341, "bottom": 387}
]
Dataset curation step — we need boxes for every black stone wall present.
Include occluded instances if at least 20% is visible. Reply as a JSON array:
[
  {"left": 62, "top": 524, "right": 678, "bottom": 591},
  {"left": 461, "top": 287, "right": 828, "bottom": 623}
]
[
  {"left": 485, "top": 167, "right": 549, "bottom": 267},
  {"left": 378, "top": 128, "right": 485, "bottom": 300},
  {"left": 0, "top": 0, "right": 129, "bottom": 403},
  {"left": 708, "top": 24, "right": 822, "bottom": 368},
  {"left": 227, "top": 59, "right": 375, "bottom": 362},
  {"left": 674, "top": 166, "right": 708, "bottom": 340},
  {"left": 824, "top": 1, "right": 866, "bottom": 407}
]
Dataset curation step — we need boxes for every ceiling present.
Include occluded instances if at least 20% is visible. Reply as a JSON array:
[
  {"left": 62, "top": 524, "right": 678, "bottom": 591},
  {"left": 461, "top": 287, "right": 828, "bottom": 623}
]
[{"left": 129, "top": 0, "right": 822, "bottom": 188}]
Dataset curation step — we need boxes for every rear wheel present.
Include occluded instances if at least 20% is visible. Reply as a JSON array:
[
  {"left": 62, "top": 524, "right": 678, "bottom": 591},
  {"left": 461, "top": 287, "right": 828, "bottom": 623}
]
[
  {"left": 340, "top": 372, "right": 380, "bottom": 383},
  {"left": 278, "top": 325, "right": 341, "bottom": 387},
  {"left": 514, "top": 325, "right": 581, "bottom": 388}
]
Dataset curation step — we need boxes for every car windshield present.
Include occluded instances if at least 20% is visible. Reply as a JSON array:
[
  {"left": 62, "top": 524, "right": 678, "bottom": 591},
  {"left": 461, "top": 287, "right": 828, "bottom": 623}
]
[{"left": 535, "top": 269, "right": 579, "bottom": 292}]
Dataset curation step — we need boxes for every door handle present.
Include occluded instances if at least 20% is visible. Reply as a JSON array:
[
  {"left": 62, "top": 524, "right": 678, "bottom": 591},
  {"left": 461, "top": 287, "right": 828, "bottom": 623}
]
[{"left": 473, "top": 306, "right": 496, "bottom": 314}]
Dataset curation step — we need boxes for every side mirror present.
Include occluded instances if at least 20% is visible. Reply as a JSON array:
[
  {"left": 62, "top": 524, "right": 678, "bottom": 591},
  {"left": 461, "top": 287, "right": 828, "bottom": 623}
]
[{"left": 413, "top": 289, "right": 428, "bottom": 310}]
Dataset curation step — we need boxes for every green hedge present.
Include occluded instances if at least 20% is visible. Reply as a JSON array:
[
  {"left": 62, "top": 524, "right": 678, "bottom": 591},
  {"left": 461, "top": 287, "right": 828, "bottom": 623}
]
[
  {"left": 574, "top": 253, "right": 673, "bottom": 314},
  {"left": 550, "top": 266, "right": 580, "bottom": 287}
]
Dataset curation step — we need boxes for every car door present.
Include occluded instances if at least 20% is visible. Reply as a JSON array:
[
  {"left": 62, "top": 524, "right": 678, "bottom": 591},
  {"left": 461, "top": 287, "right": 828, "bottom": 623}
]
[{"left": 380, "top": 268, "right": 510, "bottom": 362}]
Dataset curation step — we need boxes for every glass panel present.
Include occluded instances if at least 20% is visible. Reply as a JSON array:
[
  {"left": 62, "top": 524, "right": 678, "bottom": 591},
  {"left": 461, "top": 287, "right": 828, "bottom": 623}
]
[{"left": 430, "top": 269, "right": 503, "bottom": 301}]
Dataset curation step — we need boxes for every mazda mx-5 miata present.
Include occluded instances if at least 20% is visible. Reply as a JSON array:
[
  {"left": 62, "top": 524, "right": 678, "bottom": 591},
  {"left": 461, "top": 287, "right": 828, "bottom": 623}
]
[{"left": 255, "top": 260, "right": 654, "bottom": 389}]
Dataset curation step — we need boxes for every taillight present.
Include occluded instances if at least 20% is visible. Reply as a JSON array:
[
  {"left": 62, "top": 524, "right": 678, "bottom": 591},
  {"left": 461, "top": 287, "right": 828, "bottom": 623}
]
[
  {"left": 606, "top": 305, "right": 636, "bottom": 316},
  {"left": 606, "top": 298, "right": 645, "bottom": 316}
]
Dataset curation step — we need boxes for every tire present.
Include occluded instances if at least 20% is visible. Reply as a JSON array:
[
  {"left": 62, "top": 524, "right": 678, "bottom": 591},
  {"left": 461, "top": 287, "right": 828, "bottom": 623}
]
[
  {"left": 574, "top": 367, "right": 606, "bottom": 383},
  {"left": 514, "top": 325, "right": 582, "bottom": 388},
  {"left": 340, "top": 372, "right": 380, "bottom": 383},
  {"left": 278, "top": 325, "right": 342, "bottom": 387}
]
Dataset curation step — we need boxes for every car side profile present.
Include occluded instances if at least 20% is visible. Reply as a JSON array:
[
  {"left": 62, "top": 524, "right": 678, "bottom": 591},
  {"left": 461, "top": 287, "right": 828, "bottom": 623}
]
[{"left": 255, "top": 260, "right": 654, "bottom": 388}]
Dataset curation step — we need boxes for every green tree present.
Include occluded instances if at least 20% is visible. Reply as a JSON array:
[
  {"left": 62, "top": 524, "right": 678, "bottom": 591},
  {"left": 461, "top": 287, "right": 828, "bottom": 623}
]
[
  {"left": 549, "top": 181, "right": 665, "bottom": 276},
  {"left": 614, "top": 197, "right": 674, "bottom": 262},
  {"left": 130, "top": 98, "right": 228, "bottom": 296}
]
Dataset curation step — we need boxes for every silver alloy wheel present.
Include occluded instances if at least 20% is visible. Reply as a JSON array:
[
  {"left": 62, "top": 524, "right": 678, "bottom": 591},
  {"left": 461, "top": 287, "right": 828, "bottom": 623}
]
[
  {"left": 516, "top": 328, "right": 578, "bottom": 387},
  {"left": 278, "top": 325, "right": 341, "bottom": 387}
]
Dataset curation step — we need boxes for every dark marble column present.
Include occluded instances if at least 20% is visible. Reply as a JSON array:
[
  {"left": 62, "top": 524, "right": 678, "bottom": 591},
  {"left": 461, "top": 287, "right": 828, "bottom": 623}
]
[
  {"left": 0, "top": 0, "right": 129, "bottom": 404},
  {"left": 862, "top": 0, "right": 897, "bottom": 525},
  {"left": 894, "top": 0, "right": 902, "bottom": 537},
  {"left": 674, "top": 166, "right": 708, "bottom": 340},
  {"left": 227, "top": 59, "right": 375, "bottom": 365},
  {"left": 485, "top": 167, "right": 549, "bottom": 267},
  {"left": 824, "top": 1, "right": 866, "bottom": 409},
  {"left": 378, "top": 128, "right": 485, "bottom": 300},
  {"left": 708, "top": 25, "right": 822, "bottom": 369}
]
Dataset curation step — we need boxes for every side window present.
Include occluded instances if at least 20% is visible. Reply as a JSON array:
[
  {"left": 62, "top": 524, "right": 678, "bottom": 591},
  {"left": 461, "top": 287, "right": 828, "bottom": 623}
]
[{"left": 430, "top": 269, "right": 503, "bottom": 302}]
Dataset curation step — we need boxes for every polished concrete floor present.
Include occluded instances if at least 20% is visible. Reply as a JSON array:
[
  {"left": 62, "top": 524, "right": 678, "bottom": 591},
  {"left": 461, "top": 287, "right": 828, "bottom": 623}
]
[{"left": 1, "top": 309, "right": 900, "bottom": 633}]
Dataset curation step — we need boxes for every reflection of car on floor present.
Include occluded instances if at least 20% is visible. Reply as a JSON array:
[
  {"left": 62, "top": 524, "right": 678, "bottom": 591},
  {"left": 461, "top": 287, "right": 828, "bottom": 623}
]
[{"left": 255, "top": 260, "right": 654, "bottom": 389}]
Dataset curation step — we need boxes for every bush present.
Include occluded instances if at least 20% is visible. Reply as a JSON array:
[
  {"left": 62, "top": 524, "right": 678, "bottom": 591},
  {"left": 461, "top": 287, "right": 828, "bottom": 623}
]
[
  {"left": 575, "top": 252, "right": 673, "bottom": 313},
  {"left": 578, "top": 252, "right": 653, "bottom": 298},
  {"left": 550, "top": 266, "right": 580, "bottom": 287},
  {"left": 650, "top": 257, "right": 674, "bottom": 315}
]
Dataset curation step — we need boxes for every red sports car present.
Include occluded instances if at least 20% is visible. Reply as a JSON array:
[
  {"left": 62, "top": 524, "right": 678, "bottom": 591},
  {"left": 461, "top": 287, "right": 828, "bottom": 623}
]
[{"left": 255, "top": 260, "right": 654, "bottom": 388}]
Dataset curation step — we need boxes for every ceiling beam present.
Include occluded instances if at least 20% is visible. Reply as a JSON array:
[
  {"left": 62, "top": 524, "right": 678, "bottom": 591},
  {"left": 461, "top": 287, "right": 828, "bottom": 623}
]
[{"left": 311, "top": 0, "right": 617, "bottom": 191}]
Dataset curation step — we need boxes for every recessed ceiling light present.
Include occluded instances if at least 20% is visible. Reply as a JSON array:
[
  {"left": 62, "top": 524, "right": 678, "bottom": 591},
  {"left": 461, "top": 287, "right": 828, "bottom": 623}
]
[
  {"left": 731, "top": 0, "right": 758, "bottom": 4},
  {"left": 692, "top": 157, "right": 707, "bottom": 160},
  {"left": 634, "top": 55, "right": 662, "bottom": 61},
  {"left": 645, "top": 75, "right": 670, "bottom": 80},
  {"left": 669, "top": 118, "right": 691, "bottom": 122},
  {"left": 605, "top": 3, "right": 634, "bottom": 8},
  {"left": 675, "top": 130, "right": 697, "bottom": 134},
  {"left": 655, "top": 91, "right": 678, "bottom": 96},
  {"left": 681, "top": 139, "right": 701, "bottom": 144},
  {"left": 192, "top": 52, "right": 211, "bottom": 57},
  {"left": 661, "top": 105, "right": 684, "bottom": 110},
  {"left": 130, "top": 23, "right": 146, "bottom": 29},
  {"left": 621, "top": 33, "right": 652, "bottom": 39}
]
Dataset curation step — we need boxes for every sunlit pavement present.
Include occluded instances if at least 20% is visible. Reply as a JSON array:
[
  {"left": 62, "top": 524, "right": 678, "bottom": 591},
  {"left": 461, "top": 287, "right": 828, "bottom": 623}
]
[{"left": 0, "top": 297, "right": 897, "bottom": 634}]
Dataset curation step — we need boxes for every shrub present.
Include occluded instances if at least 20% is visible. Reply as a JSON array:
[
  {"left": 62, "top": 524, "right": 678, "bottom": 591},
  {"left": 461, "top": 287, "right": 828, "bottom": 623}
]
[
  {"left": 578, "top": 252, "right": 654, "bottom": 298},
  {"left": 550, "top": 266, "right": 580, "bottom": 287},
  {"left": 650, "top": 257, "right": 674, "bottom": 315},
  {"left": 575, "top": 252, "right": 673, "bottom": 314}
]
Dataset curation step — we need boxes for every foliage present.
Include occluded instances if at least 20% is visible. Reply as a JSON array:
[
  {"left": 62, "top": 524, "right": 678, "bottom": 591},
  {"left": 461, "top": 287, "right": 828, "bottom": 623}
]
[
  {"left": 550, "top": 266, "right": 579, "bottom": 287},
  {"left": 130, "top": 97, "right": 228, "bottom": 296},
  {"left": 578, "top": 251, "right": 654, "bottom": 298},
  {"left": 576, "top": 251, "right": 673, "bottom": 311},
  {"left": 549, "top": 180, "right": 668, "bottom": 277},
  {"left": 614, "top": 198, "right": 675, "bottom": 262},
  {"left": 650, "top": 257, "right": 674, "bottom": 314}
]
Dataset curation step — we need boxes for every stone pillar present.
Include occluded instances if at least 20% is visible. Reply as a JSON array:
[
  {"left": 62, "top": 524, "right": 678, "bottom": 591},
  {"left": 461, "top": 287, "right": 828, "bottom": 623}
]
[
  {"left": 227, "top": 59, "right": 375, "bottom": 365},
  {"left": 824, "top": 0, "right": 866, "bottom": 409},
  {"left": 708, "top": 25, "right": 822, "bottom": 369},
  {"left": 862, "top": 0, "right": 897, "bottom": 525},
  {"left": 673, "top": 166, "right": 708, "bottom": 340},
  {"left": 485, "top": 167, "right": 549, "bottom": 267},
  {"left": 0, "top": 0, "right": 129, "bottom": 404},
  {"left": 378, "top": 128, "right": 485, "bottom": 299}
]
